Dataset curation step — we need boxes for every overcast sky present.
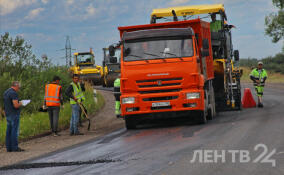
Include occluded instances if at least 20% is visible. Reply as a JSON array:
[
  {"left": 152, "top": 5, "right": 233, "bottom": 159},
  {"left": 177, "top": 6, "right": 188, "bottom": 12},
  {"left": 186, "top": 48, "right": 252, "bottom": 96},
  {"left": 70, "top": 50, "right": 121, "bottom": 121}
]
[{"left": 0, "top": 0, "right": 282, "bottom": 65}]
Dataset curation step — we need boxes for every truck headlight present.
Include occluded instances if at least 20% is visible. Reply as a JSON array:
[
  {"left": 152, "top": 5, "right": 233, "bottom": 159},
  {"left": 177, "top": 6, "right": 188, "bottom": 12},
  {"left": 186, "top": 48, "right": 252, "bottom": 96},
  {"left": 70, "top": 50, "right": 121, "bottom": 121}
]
[
  {"left": 186, "top": 92, "right": 200, "bottom": 99},
  {"left": 122, "top": 97, "right": 135, "bottom": 104}
]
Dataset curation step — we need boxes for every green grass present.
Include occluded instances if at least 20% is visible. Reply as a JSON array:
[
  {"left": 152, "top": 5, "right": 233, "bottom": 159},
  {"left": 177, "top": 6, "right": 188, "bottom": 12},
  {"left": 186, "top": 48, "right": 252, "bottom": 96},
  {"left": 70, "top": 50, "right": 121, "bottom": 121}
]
[
  {"left": 0, "top": 84, "right": 104, "bottom": 145},
  {"left": 240, "top": 67, "right": 284, "bottom": 83}
]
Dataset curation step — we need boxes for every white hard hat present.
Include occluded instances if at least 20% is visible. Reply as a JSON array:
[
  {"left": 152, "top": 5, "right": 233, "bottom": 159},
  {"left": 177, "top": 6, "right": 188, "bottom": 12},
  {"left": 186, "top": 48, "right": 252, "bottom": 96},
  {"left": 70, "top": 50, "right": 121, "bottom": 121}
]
[{"left": 258, "top": 61, "right": 263, "bottom": 65}]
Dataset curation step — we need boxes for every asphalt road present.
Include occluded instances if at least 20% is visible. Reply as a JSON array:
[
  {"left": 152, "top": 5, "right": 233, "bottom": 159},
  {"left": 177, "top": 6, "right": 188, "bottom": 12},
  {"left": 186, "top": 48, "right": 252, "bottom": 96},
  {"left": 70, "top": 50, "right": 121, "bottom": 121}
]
[{"left": 1, "top": 85, "right": 284, "bottom": 175}]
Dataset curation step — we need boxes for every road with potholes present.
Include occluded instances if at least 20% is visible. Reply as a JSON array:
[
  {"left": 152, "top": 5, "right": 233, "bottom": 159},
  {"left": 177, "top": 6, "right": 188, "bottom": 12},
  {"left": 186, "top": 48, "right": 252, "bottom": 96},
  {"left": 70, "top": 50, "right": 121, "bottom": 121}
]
[{"left": 1, "top": 84, "right": 284, "bottom": 175}]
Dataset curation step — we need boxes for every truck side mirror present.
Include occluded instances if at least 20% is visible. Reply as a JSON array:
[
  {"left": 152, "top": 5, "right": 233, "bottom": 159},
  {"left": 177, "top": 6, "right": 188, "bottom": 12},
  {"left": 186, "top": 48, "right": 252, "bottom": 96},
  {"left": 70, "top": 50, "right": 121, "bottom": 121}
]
[
  {"left": 201, "top": 50, "right": 209, "bottom": 57},
  {"left": 124, "top": 48, "right": 131, "bottom": 57},
  {"left": 202, "top": 39, "right": 209, "bottom": 50},
  {"left": 234, "top": 50, "right": 239, "bottom": 61},
  {"left": 109, "top": 45, "right": 115, "bottom": 56},
  {"left": 110, "top": 57, "right": 117, "bottom": 63}
]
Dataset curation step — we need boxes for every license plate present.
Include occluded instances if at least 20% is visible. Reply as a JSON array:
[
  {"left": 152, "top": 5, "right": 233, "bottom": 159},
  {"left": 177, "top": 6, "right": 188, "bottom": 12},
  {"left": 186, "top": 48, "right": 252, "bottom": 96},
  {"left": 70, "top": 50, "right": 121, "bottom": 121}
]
[{"left": 152, "top": 102, "right": 170, "bottom": 107}]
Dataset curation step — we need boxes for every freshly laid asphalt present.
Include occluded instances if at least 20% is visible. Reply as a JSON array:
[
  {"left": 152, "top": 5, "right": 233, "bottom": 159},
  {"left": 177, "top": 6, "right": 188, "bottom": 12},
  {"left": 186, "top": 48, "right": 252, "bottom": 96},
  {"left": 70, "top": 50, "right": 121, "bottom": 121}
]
[{"left": 1, "top": 84, "right": 284, "bottom": 175}]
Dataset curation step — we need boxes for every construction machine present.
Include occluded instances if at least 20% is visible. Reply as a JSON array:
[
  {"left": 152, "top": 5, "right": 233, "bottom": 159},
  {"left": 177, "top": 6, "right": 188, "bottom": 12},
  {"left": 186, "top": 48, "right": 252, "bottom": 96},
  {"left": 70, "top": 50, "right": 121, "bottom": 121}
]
[
  {"left": 69, "top": 48, "right": 103, "bottom": 85},
  {"left": 150, "top": 4, "right": 242, "bottom": 111},
  {"left": 102, "top": 44, "right": 121, "bottom": 87},
  {"left": 110, "top": 4, "right": 241, "bottom": 129}
]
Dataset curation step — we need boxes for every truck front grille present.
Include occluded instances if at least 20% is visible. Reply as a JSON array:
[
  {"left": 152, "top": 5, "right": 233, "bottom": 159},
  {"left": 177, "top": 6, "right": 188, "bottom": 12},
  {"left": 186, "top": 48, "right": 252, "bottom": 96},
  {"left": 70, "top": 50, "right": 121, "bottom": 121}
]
[
  {"left": 143, "top": 96, "right": 178, "bottom": 101},
  {"left": 138, "top": 83, "right": 180, "bottom": 88},
  {"left": 136, "top": 77, "right": 182, "bottom": 83},
  {"left": 136, "top": 77, "right": 183, "bottom": 94},
  {"left": 138, "top": 89, "right": 181, "bottom": 94}
]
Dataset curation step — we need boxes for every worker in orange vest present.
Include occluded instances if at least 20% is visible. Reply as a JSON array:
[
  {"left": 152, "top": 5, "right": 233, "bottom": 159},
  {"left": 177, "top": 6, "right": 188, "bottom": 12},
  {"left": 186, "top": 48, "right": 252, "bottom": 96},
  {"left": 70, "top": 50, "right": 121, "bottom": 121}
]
[{"left": 44, "top": 76, "right": 63, "bottom": 136}]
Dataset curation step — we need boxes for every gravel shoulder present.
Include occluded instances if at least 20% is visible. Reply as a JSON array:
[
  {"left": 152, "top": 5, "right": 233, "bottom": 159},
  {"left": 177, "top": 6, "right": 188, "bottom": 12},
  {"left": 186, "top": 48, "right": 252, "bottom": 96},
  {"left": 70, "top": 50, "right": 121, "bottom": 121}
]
[{"left": 0, "top": 89, "right": 124, "bottom": 167}]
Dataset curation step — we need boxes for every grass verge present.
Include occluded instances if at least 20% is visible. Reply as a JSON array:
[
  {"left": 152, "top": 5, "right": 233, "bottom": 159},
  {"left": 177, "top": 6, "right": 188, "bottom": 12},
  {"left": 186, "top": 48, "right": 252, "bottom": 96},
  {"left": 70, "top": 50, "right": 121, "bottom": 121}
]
[{"left": 0, "top": 84, "right": 104, "bottom": 145}]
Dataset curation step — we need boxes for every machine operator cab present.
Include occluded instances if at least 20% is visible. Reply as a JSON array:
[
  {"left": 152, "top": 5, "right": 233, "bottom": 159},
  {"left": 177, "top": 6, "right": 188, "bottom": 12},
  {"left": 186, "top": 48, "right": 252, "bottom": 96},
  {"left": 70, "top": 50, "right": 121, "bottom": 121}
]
[
  {"left": 76, "top": 53, "right": 94, "bottom": 65},
  {"left": 102, "top": 44, "right": 121, "bottom": 87},
  {"left": 103, "top": 43, "right": 121, "bottom": 75},
  {"left": 150, "top": 4, "right": 239, "bottom": 61},
  {"left": 74, "top": 49, "right": 95, "bottom": 68}
]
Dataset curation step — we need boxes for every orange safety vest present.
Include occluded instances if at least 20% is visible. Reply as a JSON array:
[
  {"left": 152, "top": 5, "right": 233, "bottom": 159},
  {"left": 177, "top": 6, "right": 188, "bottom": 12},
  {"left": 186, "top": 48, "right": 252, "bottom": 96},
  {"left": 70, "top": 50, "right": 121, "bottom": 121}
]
[{"left": 44, "top": 84, "right": 62, "bottom": 107}]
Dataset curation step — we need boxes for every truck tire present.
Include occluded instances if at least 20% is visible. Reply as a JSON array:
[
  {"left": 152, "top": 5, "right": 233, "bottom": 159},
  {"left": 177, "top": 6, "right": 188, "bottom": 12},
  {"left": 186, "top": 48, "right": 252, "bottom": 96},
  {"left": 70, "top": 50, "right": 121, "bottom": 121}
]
[
  {"left": 196, "top": 87, "right": 210, "bottom": 124},
  {"left": 125, "top": 116, "right": 137, "bottom": 130},
  {"left": 196, "top": 110, "right": 207, "bottom": 124},
  {"left": 207, "top": 106, "right": 213, "bottom": 120},
  {"left": 207, "top": 83, "right": 216, "bottom": 120}
]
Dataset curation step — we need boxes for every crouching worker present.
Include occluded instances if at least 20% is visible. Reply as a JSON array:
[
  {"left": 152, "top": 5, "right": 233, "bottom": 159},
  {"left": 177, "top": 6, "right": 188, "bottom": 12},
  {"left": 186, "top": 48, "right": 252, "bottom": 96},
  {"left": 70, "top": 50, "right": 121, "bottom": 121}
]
[
  {"left": 44, "top": 76, "right": 63, "bottom": 136},
  {"left": 65, "top": 74, "right": 85, "bottom": 135},
  {"left": 114, "top": 75, "right": 121, "bottom": 118}
]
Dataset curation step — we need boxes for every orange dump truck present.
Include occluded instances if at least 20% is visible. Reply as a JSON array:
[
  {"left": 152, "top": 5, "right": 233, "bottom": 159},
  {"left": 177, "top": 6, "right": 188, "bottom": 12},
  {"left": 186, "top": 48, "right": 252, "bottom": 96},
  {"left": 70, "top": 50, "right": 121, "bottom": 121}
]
[{"left": 112, "top": 18, "right": 217, "bottom": 129}]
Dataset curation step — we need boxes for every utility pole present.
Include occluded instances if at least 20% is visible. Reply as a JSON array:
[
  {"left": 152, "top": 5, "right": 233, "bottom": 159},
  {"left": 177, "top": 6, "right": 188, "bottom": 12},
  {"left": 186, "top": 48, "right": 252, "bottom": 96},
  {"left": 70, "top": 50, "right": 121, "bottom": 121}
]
[
  {"left": 57, "top": 36, "right": 75, "bottom": 66},
  {"left": 65, "top": 36, "right": 72, "bottom": 66}
]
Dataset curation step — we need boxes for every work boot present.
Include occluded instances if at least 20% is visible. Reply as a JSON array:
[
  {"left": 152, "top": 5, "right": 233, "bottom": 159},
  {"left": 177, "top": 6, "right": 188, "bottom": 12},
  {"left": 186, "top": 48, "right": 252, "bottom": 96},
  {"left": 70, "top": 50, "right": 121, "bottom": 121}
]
[
  {"left": 53, "top": 132, "right": 60, "bottom": 137},
  {"left": 14, "top": 147, "right": 25, "bottom": 152},
  {"left": 258, "top": 103, "right": 263, "bottom": 108},
  {"left": 74, "top": 132, "right": 84, "bottom": 135}
]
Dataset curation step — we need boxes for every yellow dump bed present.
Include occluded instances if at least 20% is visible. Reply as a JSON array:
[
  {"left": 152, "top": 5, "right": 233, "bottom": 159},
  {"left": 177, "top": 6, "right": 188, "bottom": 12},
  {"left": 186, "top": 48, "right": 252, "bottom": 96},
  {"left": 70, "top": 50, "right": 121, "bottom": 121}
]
[{"left": 151, "top": 4, "right": 224, "bottom": 18}]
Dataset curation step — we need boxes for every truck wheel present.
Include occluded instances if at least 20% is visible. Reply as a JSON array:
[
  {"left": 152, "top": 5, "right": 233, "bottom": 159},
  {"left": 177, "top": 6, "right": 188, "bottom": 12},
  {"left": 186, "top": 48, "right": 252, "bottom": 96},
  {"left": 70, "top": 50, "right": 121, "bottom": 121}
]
[
  {"left": 207, "top": 84, "right": 216, "bottom": 120},
  {"left": 207, "top": 106, "right": 213, "bottom": 120},
  {"left": 125, "top": 116, "right": 137, "bottom": 130},
  {"left": 196, "top": 88, "right": 208, "bottom": 124},
  {"left": 196, "top": 110, "right": 207, "bottom": 124}
]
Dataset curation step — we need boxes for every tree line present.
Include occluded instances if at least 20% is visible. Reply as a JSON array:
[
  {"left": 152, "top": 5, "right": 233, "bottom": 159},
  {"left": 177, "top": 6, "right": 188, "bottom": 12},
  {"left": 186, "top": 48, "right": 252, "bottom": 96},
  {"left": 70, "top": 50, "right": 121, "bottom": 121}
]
[{"left": 239, "top": 52, "right": 284, "bottom": 74}]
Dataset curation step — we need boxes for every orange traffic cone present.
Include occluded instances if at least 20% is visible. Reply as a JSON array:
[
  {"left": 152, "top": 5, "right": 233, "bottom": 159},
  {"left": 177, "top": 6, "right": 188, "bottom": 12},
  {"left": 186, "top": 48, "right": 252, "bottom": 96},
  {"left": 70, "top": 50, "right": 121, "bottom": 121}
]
[{"left": 242, "top": 88, "right": 256, "bottom": 108}]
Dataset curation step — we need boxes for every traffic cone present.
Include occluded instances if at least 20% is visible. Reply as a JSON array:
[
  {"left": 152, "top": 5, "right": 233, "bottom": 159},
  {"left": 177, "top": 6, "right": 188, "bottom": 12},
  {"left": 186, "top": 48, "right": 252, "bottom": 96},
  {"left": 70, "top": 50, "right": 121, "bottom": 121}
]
[{"left": 242, "top": 88, "right": 256, "bottom": 108}]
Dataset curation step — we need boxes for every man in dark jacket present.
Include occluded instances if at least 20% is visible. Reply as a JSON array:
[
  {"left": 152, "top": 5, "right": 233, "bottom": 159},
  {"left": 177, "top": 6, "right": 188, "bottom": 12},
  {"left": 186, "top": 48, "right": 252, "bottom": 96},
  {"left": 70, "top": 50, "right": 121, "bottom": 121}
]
[{"left": 3, "top": 81, "right": 24, "bottom": 152}]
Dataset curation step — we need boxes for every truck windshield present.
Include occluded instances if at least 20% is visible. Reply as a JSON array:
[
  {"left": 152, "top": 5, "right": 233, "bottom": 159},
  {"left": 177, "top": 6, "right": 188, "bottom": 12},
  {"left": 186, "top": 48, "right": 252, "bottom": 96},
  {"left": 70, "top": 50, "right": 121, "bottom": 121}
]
[
  {"left": 123, "top": 37, "right": 193, "bottom": 61},
  {"left": 78, "top": 54, "right": 94, "bottom": 64}
]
